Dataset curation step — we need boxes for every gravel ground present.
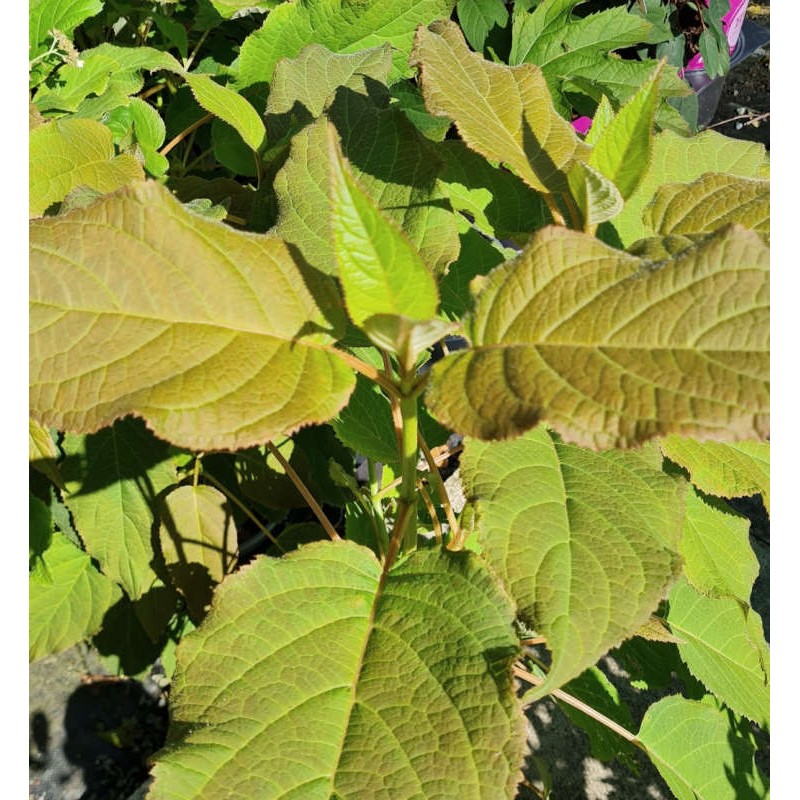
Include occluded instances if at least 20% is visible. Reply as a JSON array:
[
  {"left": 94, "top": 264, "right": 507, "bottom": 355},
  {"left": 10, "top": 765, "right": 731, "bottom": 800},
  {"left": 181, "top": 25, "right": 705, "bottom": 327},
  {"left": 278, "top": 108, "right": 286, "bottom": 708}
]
[{"left": 29, "top": 7, "right": 770, "bottom": 797}]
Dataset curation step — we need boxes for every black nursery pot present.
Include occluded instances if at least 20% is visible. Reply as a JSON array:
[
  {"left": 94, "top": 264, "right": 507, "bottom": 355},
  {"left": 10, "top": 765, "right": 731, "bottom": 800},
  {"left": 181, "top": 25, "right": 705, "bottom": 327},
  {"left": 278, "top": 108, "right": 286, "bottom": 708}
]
[{"left": 683, "top": 18, "right": 770, "bottom": 129}]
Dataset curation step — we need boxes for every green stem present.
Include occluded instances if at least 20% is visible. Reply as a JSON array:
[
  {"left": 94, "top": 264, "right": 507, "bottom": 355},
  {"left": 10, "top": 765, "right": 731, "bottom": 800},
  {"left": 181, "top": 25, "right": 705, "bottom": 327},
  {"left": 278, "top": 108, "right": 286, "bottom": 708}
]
[{"left": 397, "top": 393, "right": 419, "bottom": 553}]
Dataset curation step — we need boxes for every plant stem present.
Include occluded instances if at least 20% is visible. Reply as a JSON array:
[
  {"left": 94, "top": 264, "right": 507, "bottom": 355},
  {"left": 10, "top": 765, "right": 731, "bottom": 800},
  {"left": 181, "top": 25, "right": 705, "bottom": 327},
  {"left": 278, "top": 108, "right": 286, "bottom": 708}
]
[
  {"left": 543, "top": 193, "right": 566, "bottom": 226},
  {"left": 514, "top": 664, "right": 640, "bottom": 746},
  {"left": 418, "top": 433, "right": 461, "bottom": 545},
  {"left": 159, "top": 112, "right": 214, "bottom": 157},
  {"left": 396, "top": 392, "right": 419, "bottom": 553},
  {"left": 417, "top": 478, "right": 443, "bottom": 545},
  {"left": 265, "top": 441, "right": 341, "bottom": 542},
  {"left": 367, "top": 460, "right": 388, "bottom": 558}
]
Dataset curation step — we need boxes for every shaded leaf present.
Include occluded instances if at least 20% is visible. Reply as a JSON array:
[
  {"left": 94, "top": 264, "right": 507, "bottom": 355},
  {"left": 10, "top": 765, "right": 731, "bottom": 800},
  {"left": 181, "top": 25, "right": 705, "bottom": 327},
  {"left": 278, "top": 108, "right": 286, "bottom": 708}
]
[
  {"left": 461, "top": 426, "right": 684, "bottom": 699},
  {"left": 667, "top": 577, "right": 769, "bottom": 727},
  {"left": 565, "top": 160, "right": 623, "bottom": 226},
  {"left": 159, "top": 485, "right": 238, "bottom": 622},
  {"left": 30, "top": 494, "right": 54, "bottom": 580},
  {"left": 60, "top": 419, "right": 177, "bottom": 600},
  {"left": 660, "top": 437, "right": 769, "bottom": 513},
  {"left": 426, "top": 225, "right": 769, "bottom": 448},
  {"left": 30, "top": 180, "right": 356, "bottom": 451},
  {"left": 638, "top": 695, "right": 769, "bottom": 799},
  {"left": 29, "top": 118, "right": 144, "bottom": 217},
  {"left": 30, "top": 533, "right": 122, "bottom": 662},
  {"left": 457, "top": 0, "right": 509, "bottom": 51},
  {"left": 185, "top": 72, "right": 266, "bottom": 152},
  {"left": 235, "top": 0, "right": 457, "bottom": 89},
  {"left": 412, "top": 20, "right": 590, "bottom": 194},
  {"left": 149, "top": 542, "right": 524, "bottom": 799},
  {"left": 644, "top": 173, "right": 770, "bottom": 242},
  {"left": 29, "top": 418, "right": 65, "bottom": 489}
]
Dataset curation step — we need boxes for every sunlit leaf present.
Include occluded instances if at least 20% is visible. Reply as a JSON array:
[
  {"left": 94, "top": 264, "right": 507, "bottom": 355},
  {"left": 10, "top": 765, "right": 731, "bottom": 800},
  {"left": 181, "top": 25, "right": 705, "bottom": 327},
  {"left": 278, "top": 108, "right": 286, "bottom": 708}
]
[
  {"left": 565, "top": 160, "right": 623, "bottom": 226},
  {"left": 457, "top": 0, "right": 509, "bottom": 51},
  {"left": 29, "top": 118, "right": 144, "bottom": 217},
  {"left": 29, "top": 0, "right": 103, "bottom": 58},
  {"left": 427, "top": 225, "right": 769, "bottom": 448},
  {"left": 30, "top": 181, "right": 356, "bottom": 451},
  {"left": 461, "top": 427, "right": 683, "bottom": 699},
  {"left": 149, "top": 542, "right": 524, "bottom": 799}
]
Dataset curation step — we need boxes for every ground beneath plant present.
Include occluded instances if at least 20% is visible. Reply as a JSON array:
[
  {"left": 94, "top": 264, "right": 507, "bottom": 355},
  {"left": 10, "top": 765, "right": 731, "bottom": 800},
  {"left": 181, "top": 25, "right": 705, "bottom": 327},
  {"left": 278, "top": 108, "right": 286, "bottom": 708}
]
[{"left": 29, "top": 7, "right": 770, "bottom": 797}]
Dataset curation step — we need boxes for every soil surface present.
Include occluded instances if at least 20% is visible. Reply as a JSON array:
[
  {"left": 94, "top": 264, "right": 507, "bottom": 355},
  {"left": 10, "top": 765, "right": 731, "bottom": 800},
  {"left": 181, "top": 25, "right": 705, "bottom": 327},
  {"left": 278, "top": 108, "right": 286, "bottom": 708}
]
[{"left": 29, "top": 6, "right": 770, "bottom": 798}]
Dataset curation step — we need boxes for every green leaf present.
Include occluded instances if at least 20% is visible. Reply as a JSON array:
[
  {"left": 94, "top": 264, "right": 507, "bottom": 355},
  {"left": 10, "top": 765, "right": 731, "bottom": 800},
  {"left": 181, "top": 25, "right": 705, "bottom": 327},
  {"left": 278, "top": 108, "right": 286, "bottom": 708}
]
[
  {"left": 457, "top": 0, "right": 509, "bottom": 51},
  {"left": 30, "top": 494, "right": 54, "bottom": 580},
  {"left": 127, "top": 97, "right": 169, "bottom": 176},
  {"left": 30, "top": 180, "right": 356, "bottom": 451},
  {"left": 61, "top": 419, "right": 177, "bottom": 600},
  {"left": 660, "top": 437, "right": 769, "bottom": 513},
  {"left": 679, "top": 489, "right": 760, "bottom": 605},
  {"left": 149, "top": 542, "right": 525, "bottom": 798},
  {"left": 265, "top": 43, "right": 393, "bottom": 143},
  {"left": 185, "top": 73, "right": 266, "bottom": 152},
  {"left": 274, "top": 91, "right": 458, "bottom": 277},
  {"left": 332, "top": 375, "right": 401, "bottom": 465},
  {"left": 461, "top": 426, "right": 684, "bottom": 699},
  {"left": 611, "top": 130, "right": 770, "bottom": 247},
  {"left": 412, "top": 20, "right": 590, "bottom": 195},
  {"left": 29, "top": 418, "right": 65, "bottom": 489},
  {"left": 208, "top": 0, "right": 278, "bottom": 18},
  {"left": 644, "top": 173, "right": 770, "bottom": 242},
  {"left": 235, "top": 0, "right": 457, "bottom": 89},
  {"left": 565, "top": 160, "right": 623, "bottom": 226},
  {"left": 638, "top": 695, "right": 769, "bottom": 799},
  {"left": 588, "top": 66, "right": 661, "bottom": 200},
  {"left": 29, "top": 0, "right": 103, "bottom": 58},
  {"left": 29, "top": 118, "right": 144, "bottom": 217},
  {"left": 30, "top": 533, "right": 122, "bottom": 661},
  {"left": 33, "top": 55, "right": 119, "bottom": 113},
  {"left": 159, "top": 485, "right": 238, "bottom": 622},
  {"left": 666, "top": 577, "right": 769, "bottom": 728},
  {"left": 426, "top": 225, "right": 769, "bottom": 447}
]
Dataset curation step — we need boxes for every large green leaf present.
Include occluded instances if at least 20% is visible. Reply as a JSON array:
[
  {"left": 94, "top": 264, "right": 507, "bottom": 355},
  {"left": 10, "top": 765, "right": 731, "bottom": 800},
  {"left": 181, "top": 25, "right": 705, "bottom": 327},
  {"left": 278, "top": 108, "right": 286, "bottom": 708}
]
[
  {"left": 29, "top": 0, "right": 103, "bottom": 58},
  {"left": 235, "top": 0, "right": 456, "bottom": 89},
  {"left": 426, "top": 225, "right": 769, "bottom": 448},
  {"left": 149, "top": 542, "right": 525, "bottom": 798},
  {"left": 638, "top": 696, "right": 769, "bottom": 799},
  {"left": 30, "top": 533, "right": 122, "bottom": 661},
  {"left": 643, "top": 173, "right": 770, "bottom": 242},
  {"left": 61, "top": 418, "right": 177, "bottom": 600},
  {"left": 611, "top": 130, "right": 769, "bottom": 247},
  {"left": 457, "top": 0, "right": 509, "bottom": 51},
  {"left": 660, "top": 437, "right": 769, "bottom": 513},
  {"left": 29, "top": 118, "right": 144, "bottom": 217},
  {"left": 461, "top": 426, "right": 684, "bottom": 699},
  {"left": 185, "top": 73, "right": 266, "bottom": 152},
  {"left": 159, "top": 485, "right": 238, "bottom": 621},
  {"left": 29, "top": 180, "right": 356, "bottom": 451},
  {"left": 667, "top": 577, "right": 769, "bottom": 728},
  {"left": 275, "top": 103, "right": 458, "bottom": 276},
  {"left": 412, "top": 20, "right": 590, "bottom": 195}
]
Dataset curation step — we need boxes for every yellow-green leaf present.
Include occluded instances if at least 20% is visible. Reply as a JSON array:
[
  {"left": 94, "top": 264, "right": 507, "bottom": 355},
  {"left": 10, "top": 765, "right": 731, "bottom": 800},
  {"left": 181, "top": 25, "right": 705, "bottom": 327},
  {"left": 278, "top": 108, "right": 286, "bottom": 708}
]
[
  {"left": 159, "top": 485, "right": 238, "bottom": 622},
  {"left": 462, "top": 427, "right": 683, "bottom": 699},
  {"left": 426, "top": 224, "right": 769, "bottom": 448},
  {"left": 29, "top": 118, "right": 144, "bottom": 218},
  {"left": 30, "top": 181, "right": 355, "bottom": 451},
  {"left": 565, "top": 159, "right": 623, "bottom": 226},
  {"left": 412, "top": 19, "right": 591, "bottom": 195},
  {"left": 644, "top": 173, "right": 770, "bottom": 242}
]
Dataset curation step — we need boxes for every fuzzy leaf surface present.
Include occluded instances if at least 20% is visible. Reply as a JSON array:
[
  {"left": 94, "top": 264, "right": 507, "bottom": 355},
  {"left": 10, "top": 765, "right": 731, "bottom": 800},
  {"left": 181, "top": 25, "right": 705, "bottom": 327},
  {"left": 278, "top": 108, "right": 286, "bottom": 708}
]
[
  {"left": 426, "top": 225, "right": 769, "bottom": 447},
  {"left": 461, "top": 426, "right": 684, "bottom": 699},
  {"left": 29, "top": 118, "right": 144, "bottom": 217},
  {"left": 185, "top": 73, "right": 266, "bottom": 152},
  {"left": 678, "top": 489, "right": 759, "bottom": 604},
  {"left": 61, "top": 419, "right": 177, "bottom": 600},
  {"left": 412, "top": 20, "right": 590, "bottom": 194},
  {"left": 159, "top": 485, "right": 238, "bottom": 621},
  {"left": 235, "top": 0, "right": 457, "bottom": 88},
  {"left": 612, "top": 130, "right": 769, "bottom": 247},
  {"left": 667, "top": 577, "right": 769, "bottom": 727},
  {"left": 565, "top": 160, "right": 623, "bottom": 226},
  {"left": 644, "top": 173, "right": 770, "bottom": 241},
  {"left": 660, "top": 437, "right": 769, "bottom": 513},
  {"left": 638, "top": 696, "right": 769, "bottom": 799},
  {"left": 30, "top": 181, "right": 355, "bottom": 451},
  {"left": 29, "top": 0, "right": 103, "bottom": 57},
  {"left": 30, "top": 533, "right": 122, "bottom": 661},
  {"left": 149, "top": 542, "right": 524, "bottom": 799}
]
